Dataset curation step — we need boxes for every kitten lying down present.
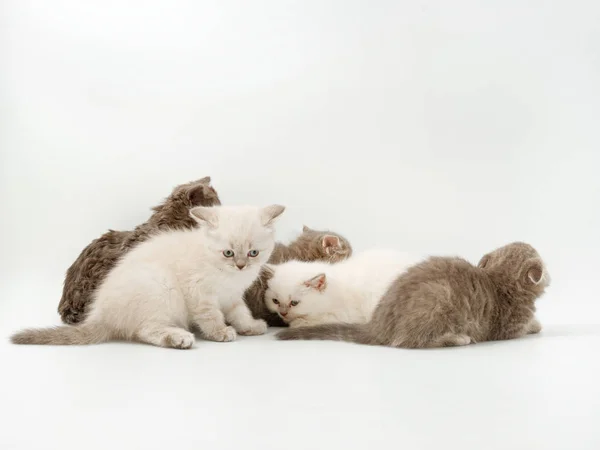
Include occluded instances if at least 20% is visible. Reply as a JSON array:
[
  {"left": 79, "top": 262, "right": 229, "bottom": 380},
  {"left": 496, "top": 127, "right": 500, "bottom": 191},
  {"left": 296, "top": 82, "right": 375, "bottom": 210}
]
[
  {"left": 277, "top": 242, "right": 549, "bottom": 348},
  {"left": 13, "top": 205, "right": 285, "bottom": 349},
  {"left": 264, "top": 250, "right": 421, "bottom": 328}
]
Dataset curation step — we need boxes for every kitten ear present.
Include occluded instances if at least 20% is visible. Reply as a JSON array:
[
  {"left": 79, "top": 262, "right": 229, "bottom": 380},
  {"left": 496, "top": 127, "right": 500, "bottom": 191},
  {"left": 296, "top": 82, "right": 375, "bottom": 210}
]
[
  {"left": 302, "top": 225, "right": 312, "bottom": 232},
  {"left": 260, "top": 205, "right": 286, "bottom": 227},
  {"left": 525, "top": 259, "right": 544, "bottom": 285},
  {"left": 198, "top": 176, "right": 211, "bottom": 184},
  {"left": 303, "top": 273, "right": 327, "bottom": 291},
  {"left": 189, "top": 206, "right": 219, "bottom": 228},
  {"left": 187, "top": 182, "right": 219, "bottom": 206},
  {"left": 478, "top": 254, "right": 491, "bottom": 269},
  {"left": 322, "top": 235, "right": 341, "bottom": 254}
]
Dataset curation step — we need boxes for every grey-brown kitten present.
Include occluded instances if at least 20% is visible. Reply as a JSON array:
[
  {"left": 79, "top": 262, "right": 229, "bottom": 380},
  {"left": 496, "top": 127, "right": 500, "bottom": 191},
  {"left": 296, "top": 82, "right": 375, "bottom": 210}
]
[
  {"left": 277, "top": 242, "right": 548, "bottom": 348},
  {"left": 58, "top": 177, "right": 221, "bottom": 324}
]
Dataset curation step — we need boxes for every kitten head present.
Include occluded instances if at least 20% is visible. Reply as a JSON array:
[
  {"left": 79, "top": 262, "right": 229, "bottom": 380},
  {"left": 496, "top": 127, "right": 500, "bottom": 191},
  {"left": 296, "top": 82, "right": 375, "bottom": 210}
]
[
  {"left": 190, "top": 204, "right": 285, "bottom": 273},
  {"left": 289, "top": 226, "right": 353, "bottom": 263},
  {"left": 264, "top": 261, "right": 329, "bottom": 323},
  {"left": 478, "top": 242, "right": 550, "bottom": 297},
  {"left": 148, "top": 176, "right": 221, "bottom": 228}
]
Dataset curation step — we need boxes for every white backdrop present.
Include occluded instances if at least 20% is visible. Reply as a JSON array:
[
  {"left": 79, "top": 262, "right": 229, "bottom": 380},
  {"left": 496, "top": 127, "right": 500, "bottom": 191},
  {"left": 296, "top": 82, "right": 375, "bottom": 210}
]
[
  {"left": 2, "top": 0, "right": 598, "bottom": 327},
  {"left": 2, "top": 2, "right": 600, "bottom": 450}
]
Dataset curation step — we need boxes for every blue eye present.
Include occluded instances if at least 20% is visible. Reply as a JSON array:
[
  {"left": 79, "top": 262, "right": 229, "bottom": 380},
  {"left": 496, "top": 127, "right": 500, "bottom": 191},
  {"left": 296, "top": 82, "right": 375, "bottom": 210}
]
[
  {"left": 223, "top": 250, "right": 234, "bottom": 258},
  {"left": 248, "top": 250, "right": 259, "bottom": 257}
]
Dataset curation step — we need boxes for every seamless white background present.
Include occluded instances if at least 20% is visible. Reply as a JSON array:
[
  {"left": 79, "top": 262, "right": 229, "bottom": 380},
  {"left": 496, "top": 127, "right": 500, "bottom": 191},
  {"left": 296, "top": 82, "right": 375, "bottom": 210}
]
[{"left": 1, "top": 1, "right": 599, "bottom": 450}]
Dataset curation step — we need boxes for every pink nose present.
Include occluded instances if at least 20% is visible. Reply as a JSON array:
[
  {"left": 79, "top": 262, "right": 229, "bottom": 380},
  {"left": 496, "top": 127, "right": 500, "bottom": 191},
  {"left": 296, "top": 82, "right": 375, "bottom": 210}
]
[{"left": 280, "top": 312, "right": 288, "bottom": 317}]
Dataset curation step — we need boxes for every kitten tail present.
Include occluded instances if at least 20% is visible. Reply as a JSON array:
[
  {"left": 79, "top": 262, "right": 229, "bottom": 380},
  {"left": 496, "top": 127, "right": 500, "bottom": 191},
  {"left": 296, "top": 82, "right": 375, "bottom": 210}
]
[
  {"left": 11, "top": 323, "right": 110, "bottom": 346},
  {"left": 276, "top": 323, "right": 374, "bottom": 345}
]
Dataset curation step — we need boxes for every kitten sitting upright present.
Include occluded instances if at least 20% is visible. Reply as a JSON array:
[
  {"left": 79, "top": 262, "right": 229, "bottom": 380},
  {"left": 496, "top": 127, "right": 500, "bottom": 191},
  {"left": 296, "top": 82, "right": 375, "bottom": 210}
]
[
  {"left": 58, "top": 176, "right": 221, "bottom": 325},
  {"left": 14, "top": 205, "right": 285, "bottom": 349},
  {"left": 277, "top": 242, "right": 549, "bottom": 348}
]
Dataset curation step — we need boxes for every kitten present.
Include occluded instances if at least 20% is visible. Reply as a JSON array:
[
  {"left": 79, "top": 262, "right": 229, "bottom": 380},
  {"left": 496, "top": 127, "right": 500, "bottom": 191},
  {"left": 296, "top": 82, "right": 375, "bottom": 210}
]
[
  {"left": 244, "top": 226, "right": 353, "bottom": 327},
  {"left": 277, "top": 242, "right": 549, "bottom": 348},
  {"left": 13, "top": 205, "right": 285, "bottom": 349},
  {"left": 263, "top": 250, "right": 419, "bottom": 328},
  {"left": 58, "top": 176, "right": 221, "bottom": 325}
]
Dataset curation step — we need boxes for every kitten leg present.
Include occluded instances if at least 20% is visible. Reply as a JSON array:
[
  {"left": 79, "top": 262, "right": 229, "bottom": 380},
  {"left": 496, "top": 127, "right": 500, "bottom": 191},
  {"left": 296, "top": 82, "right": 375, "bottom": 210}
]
[
  {"left": 190, "top": 302, "right": 237, "bottom": 342},
  {"left": 134, "top": 324, "right": 195, "bottom": 350},
  {"left": 225, "top": 301, "right": 267, "bottom": 336},
  {"left": 525, "top": 318, "right": 542, "bottom": 335}
]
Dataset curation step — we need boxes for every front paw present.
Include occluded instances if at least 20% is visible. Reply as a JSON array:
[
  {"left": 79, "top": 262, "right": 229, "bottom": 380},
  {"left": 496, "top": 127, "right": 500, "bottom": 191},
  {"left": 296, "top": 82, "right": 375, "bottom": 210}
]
[
  {"left": 237, "top": 319, "right": 267, "bottom": 336},
  {"left": 205, "top": 326, "right": 237, "bottom": 342},
  {"left": 526, "top": 318, "right": 542, "bottom": 335}
]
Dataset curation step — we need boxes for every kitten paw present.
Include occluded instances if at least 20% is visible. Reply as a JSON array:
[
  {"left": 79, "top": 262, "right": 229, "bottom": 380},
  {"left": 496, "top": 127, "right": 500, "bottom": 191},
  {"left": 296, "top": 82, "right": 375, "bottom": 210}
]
[
  {"left": 163, "top": 331, "right": 195, "bottom": 349},
  {"left": 206, "top": 326, "right": 237, "bottom": 342},
  {"left": 526, "top": 318, "right": 542, "bottom": 334},
  {"left": 237, "top": 319, "right": 268, "bottom": 336}
]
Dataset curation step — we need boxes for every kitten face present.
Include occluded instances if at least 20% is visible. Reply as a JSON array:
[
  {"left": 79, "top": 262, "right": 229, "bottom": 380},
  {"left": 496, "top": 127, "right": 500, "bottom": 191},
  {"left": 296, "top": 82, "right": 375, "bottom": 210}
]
[
  {"left": 264, "top": 262, "right": 327, "bottom": 323},
  {"left": 190, "top": 205, "right": 285, "bottom": 274}
]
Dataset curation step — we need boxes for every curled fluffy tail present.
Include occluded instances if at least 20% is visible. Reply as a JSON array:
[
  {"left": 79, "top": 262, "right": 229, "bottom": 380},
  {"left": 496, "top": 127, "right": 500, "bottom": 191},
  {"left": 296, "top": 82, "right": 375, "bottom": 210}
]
[
  {"left": 11, "top": 322, "right": 110, "bottom": 346},
  {"left": 276, "top": 323, "right": 375, "bottom": 345}
]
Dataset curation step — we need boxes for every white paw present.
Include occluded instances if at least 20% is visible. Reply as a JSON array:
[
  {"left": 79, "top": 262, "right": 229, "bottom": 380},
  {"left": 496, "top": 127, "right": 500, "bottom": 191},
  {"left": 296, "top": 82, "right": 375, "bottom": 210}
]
[
  {"left": 454, "top": 335, "right": 472, "bottom": 346},
  {"left": 209, "top": 326, "right": 237, "bottom": 342},
  {"left": 237, "top": 319, "right": 267, "bottom": 336},
  {"left": 164, "top": 331, "right": 195, "bottom": 349}
]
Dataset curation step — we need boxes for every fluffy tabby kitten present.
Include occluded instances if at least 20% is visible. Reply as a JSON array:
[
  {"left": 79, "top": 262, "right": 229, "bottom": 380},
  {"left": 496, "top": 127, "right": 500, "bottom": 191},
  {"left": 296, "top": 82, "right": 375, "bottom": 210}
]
[
  {"left": 264, "top": 250, "right": 418, "bottom": 328},
  {"left": 13, "top": 205, "right": 285, "bottom": 349},
  {"left": 277, "top": 242, "right": 549, "bottom": 348},
  {"left": 58, "top": 176, "right": 221, "bottom": 325},
  {"left": 245, "top": 226, "right": 353, "bottom": 327}
]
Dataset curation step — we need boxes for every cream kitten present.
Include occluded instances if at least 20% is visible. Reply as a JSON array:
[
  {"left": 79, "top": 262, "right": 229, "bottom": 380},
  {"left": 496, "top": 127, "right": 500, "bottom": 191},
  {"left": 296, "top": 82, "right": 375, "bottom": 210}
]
[
  {"left": 12, "top": 205, "right": 285, "bottom": 349},
  {"left": 264, "top": 249, "right": 420, "bottom": 328}
]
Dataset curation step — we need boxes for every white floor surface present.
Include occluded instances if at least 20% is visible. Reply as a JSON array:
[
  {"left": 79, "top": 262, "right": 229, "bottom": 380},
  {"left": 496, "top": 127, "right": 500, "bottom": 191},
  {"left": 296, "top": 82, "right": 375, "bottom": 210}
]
[{"left": 1, "top": 305, "right": 599, "bottom": 450}]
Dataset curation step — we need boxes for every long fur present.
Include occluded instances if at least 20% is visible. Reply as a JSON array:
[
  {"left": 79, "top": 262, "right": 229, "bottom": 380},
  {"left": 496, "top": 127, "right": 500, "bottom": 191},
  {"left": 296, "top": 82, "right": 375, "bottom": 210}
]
[{"left": 11, "top": 323, "right": 110, "bottom": 345}]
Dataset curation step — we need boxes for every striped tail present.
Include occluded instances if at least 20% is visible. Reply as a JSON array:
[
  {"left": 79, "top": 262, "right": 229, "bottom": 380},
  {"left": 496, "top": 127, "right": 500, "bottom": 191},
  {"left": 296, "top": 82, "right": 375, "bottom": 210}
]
[
  {"left": 11, "top": 322, "right": 110, "bottom": 346},
  {"left": 276, "top": 323, "right": 375, "bottom": 345}
]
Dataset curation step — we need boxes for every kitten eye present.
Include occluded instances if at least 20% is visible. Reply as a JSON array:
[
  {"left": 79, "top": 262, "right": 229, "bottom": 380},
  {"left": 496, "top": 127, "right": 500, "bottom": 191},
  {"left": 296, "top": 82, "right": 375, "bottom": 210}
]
[
  {"left": 248, "top": 250, "right": 259, "bottom": 257},
  {"left": 272, "top": 299, "right": 279, "bottom": 305},
  {"left": 290, "top": 300, "right": 299, "bottom": 306},
  {"left": 223, "top": 250, "right": 235, "bottom": 258}
]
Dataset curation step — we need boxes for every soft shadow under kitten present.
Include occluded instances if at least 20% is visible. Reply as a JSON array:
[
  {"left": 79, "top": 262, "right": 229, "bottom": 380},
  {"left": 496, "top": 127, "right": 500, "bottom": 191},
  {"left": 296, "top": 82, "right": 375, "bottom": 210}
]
[
  {"left": 57, "top": 176, "right": 221, "bottom": 325},
  {"left": 277, "top": 242, "right": 549, "bottom": 348}
]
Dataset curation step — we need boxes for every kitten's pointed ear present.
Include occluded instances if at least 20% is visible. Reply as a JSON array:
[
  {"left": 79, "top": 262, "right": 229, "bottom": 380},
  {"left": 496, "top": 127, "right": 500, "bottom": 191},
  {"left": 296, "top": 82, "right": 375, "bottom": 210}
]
[
  {"left": 302, "top": 225, "right": 312, "bottom": 233},
  {"left": 190, "top": 206, "right": 219, "bottom": 228},
  {"left": 187, "top": 181, "right": 219, "bottom": 206},
  {"left": 322, "top": 235, "right": 341, "bottom": 255},
  {"left": 261, "top": 205, "right": 286, "bottom": 227},
  {"left": 525, "top": 259, "right": 544, "bottom": 285},
  {"left": 198, "top": 176, "right": 211, "bottom": 184},
  {"left": 303, "top": 273, "right": 327, "bottom": 291}
]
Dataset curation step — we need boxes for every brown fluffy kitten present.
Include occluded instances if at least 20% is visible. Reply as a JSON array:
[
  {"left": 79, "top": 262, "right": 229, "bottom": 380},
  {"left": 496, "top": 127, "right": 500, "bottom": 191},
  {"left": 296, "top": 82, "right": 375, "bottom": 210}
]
[
  {"left": 246, "top": 226, "right": 353, "bottom": 326},
  {"left": 277, "top": 242, "right": 549, "bottom": 348},
  {"left": 58, "top": 177, "right": 221, "bottom": 324}
]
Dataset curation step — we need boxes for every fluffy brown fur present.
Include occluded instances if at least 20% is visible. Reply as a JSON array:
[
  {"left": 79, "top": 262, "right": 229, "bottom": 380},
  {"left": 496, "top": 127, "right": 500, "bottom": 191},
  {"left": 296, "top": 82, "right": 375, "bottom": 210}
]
[
  {"left": 245, "top": 226, "right": 353, "bottom": 326},
  {"left": 277, "top": 242, "right": 549, "bottom": 348},
  {"left": 57, "top": 177, "right": 221, "bottom": 324}
]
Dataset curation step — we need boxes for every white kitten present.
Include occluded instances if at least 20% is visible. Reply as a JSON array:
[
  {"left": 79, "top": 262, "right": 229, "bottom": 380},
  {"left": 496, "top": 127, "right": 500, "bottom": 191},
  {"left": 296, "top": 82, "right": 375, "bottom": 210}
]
[
  {"left": 12, "top": 204, "right": 285, "bottom": 349},
  {"left": 264, "top": 249, "right": 420, "bottom": 328}
]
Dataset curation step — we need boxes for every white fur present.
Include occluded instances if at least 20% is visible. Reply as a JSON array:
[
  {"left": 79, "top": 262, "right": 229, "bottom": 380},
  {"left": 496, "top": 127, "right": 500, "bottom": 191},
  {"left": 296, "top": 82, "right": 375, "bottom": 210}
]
[
  {"left": 264, "top": 249, "right": 420, "bottom": 328},
  {"left": 81, "top": 205, "right": 284, "bottom": 348}
]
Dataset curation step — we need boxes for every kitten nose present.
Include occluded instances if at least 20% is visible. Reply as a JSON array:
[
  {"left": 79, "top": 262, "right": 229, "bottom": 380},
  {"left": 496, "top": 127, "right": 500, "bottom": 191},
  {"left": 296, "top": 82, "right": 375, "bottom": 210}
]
[
  {"left": 280, "top": 312, "right": 288, "bottom": 317},
  {"left": 235, "top": 261, "right": 246, "bottom": 270}
]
